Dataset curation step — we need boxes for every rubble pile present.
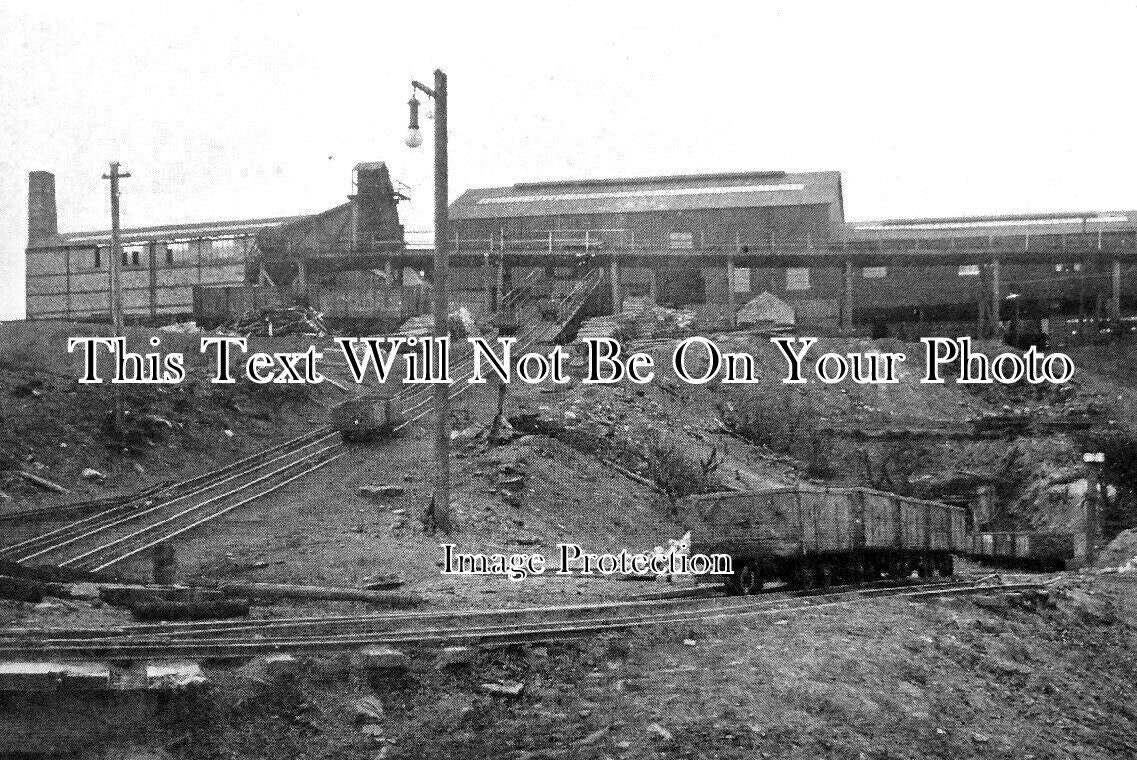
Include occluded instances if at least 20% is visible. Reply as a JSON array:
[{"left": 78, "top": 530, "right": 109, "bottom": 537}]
[
  {"left": 398, "top": 306, "right": 480, "bottom": 339},
  {"left": 223, "top": 306, "right": 329, "bottom": 337},
  {"left": 576, "top": 298, "right": 696, "bottom": 347},
  {"left": 1097, "top": 527, "right": 1137, "bottom": 570},
  {"left": 736, "top": 291, "right": 795, "bottom": 332}
]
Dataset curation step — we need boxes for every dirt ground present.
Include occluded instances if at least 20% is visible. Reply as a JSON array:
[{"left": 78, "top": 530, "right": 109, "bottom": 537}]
[
  {"left": 3, "top": 576, "right": 1135, "bottom": 759},
  {"left": 3, "top": 323, "right": 1137, "bottom": 757}
]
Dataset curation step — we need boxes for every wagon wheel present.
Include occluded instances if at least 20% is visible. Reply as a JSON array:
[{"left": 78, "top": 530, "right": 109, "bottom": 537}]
[
  {"left": 817, "top": 561, "right": 834, "bottom": 589},
  {"left": 736, "top": 564, "right": 763, "bottom": 596},
  {"left": 794, "top": 561, "right": 816, "bottom": 590},
  {"left": 846, "top": 556, "right": 866, "bottom": 584}
]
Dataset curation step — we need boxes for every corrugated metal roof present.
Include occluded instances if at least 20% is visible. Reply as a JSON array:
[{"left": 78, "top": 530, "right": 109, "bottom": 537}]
[
  {"left": 51, "top": 215, "right": 308, "bottom": 247},
  {"left": 450, "top": 171, "right": 844, "bottom": 221},
  {"left": 845, "top": 210, "right": 1137, "bottom": 240}
]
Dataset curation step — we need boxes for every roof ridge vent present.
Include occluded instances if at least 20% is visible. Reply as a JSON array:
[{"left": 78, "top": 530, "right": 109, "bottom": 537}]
[{"left": 513, "top": 170, "right": 787, "bottom": 191}]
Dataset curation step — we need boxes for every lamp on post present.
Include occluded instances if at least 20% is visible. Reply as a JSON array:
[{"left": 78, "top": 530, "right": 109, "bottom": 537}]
[{"left": 406, "top": 69, "right": 452, "bottom": 534}]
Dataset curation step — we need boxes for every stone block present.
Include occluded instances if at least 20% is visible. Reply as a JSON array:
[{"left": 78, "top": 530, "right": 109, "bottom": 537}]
[
  {"left": 0, "top": 661, "right": 111, "bottom": 692},
  {"left": 353, "top": 646, "right": 409, "bottom": 671},
  {"left": 144, "top": 661, "right": 207, "bottom": 689},
  {"left": 437, "top": 646, "right": 474, "bottom": 668}
]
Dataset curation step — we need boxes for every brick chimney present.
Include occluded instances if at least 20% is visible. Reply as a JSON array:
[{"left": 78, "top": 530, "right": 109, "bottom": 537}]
[{"left": 28, "top": 170, "right": 58, "bottom": 245}]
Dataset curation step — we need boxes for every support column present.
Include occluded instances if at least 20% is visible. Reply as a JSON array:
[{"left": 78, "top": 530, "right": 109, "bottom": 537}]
[
  {"left": 842, "top": 260, "right": 854, "bottom": 331},
  {"left": 648, "top": 267, "right": 658, "bottom": 303},
  {"left": 495, "top": 254, "right": 504, "bottom": 312},
  {"left": 148, "top": 242, "right": 157, "bottom": 321},
  {"left": 726, "top": 252, "right": 736, "bottom": 328},
  {"left": 1112, "top": 259, "right": 1122, "bottom": 322},
  {"left": 483, "top": 250, "right": 493, "bottom": 315},
  {"left": 609, "top": 257, "right": 621, "bottom": 314},
  {"left": 990, "top": 258, "right": 1001, "bottom": 334}
]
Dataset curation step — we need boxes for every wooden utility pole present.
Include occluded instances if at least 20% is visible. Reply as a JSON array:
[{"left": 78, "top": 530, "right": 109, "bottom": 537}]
[{"left": 102, "top": 162, "right": 130, "bottom": 430}]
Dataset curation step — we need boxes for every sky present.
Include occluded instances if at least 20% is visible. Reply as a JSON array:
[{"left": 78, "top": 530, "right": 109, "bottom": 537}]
[{"left": 2, "top": 1, "right": 1137, "bottom": 319}]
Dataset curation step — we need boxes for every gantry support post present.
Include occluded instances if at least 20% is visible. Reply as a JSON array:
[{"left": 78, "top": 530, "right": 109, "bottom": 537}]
[
  {"left": 726, "top": 250, "right": 736, "bottom": 328},
  {"left": 990, "top": 257, "right": 1002, "bottom": 336},
  {"left": 842, "top": 259, "right": 854, "bottom": 332},
  {"left": 1112, "top": 259, "right": 1122, "bottom": 323},
  {"left": 483, "top": 249, "right": 493, "bottom": 315},
  {"left": 609, "top": 256, "right": 621, "bottom": 314}
]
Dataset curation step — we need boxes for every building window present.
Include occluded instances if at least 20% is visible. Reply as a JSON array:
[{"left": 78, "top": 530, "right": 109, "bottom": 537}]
[
  {"left": 862, "top": 266, "right": 887, "bottom": 278},
  {"left": 732, "top": 267, "right": 751, "bottom": 293},
  {"left": 786, "top": 267, "right": 810, "bottom": 291},
  {"left": 166, "top": 242, "right": 188, "bottom": 265},
  {"left": 210, "top": 238, "right": 238, "bottom": 256},
  {"left": 669, "top": 232, "right": 694, "bottom": 250},
  {"left": 1055, "top": 263, "right": 1082, "bottom": 273},
  {"left": 93, "top": 248, "right": 102, "bottom": 268},
  {"left": 958, "top": 264, "right": 980, "bottom": 277}
]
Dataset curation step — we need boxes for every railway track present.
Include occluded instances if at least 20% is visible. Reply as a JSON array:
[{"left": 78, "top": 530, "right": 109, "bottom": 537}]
[
  {"left": 0, "top": 577, "right": 1044, "bottom": 659},
  {"left": 2, "top": 433, "right": 343, "bottom": 571},
  {"left": 0, "top": 271, "right": 599, "bottom": 572}
]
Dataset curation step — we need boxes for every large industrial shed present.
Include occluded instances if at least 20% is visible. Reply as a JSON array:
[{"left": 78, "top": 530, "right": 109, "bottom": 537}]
[
  {"left": 450, "top": 170, "right": 1137, "bottom": 334},
  {"left": 448, "top": 170, "right": 846, "bottom": 310}
]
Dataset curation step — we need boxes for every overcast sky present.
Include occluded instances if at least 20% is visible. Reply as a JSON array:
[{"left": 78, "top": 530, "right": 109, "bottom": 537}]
[{"left": 3, "top": 1, "right": 1136, "bottom": 319}]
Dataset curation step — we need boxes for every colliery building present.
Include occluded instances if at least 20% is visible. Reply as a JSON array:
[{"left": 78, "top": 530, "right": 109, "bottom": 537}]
[
  {"left": 24, "top": 163, "right": 414, "bottom": 326},
  {"left": 25, "top": 165, "right": 1137, "bottom": 338}
]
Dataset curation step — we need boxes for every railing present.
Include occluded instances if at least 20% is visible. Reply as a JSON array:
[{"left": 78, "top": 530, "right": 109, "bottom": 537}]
[
  {"left": 283, "top": 227, "right": 1137, "bottom": 257},
  {"left": 444, "top": 228, "right": 1137, "bottom": 255}
]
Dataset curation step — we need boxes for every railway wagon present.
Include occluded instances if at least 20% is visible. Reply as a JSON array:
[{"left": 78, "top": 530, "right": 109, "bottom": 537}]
[
  {"left": 330, "top": 393, "right": 402, "bottom": 441},
  {"left": 687, "top": 486, "right": 968, "bottom": 594},
  {"left": 969, "top": 531, "right": 1075, "bottom": 571}
]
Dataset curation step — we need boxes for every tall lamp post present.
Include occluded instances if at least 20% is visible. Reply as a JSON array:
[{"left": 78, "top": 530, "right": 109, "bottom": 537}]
[{"left": 406, "top": 69, "right": 452, "bottom": 533}]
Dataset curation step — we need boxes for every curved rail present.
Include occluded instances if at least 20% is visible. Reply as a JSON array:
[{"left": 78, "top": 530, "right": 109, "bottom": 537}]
[
  {"left": 1, "top": 270, "right": 599, "bottom": 571},
  {"left": 0, "top": 578, "right": 1043, "bottom": 658}
]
